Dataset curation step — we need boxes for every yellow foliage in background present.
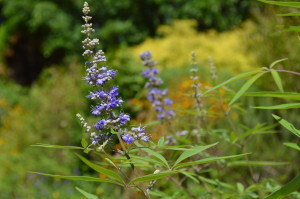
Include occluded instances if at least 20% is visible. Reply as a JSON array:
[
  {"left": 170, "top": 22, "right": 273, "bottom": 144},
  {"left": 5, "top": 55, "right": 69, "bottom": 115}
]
[{"left": 131, "top": 20, "right": 257, "bottom": 72}]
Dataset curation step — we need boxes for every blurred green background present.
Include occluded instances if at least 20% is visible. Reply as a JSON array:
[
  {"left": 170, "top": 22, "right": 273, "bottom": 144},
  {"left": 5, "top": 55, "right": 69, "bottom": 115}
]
[{"left": 0, "top": 0, "right": 300, "bottom": 198}]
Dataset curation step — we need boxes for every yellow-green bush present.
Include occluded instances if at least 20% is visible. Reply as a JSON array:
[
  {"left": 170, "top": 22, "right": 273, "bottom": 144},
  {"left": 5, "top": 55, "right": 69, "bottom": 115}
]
[{"left": 130, "top": 20, "right": 258, "bottom": 72}]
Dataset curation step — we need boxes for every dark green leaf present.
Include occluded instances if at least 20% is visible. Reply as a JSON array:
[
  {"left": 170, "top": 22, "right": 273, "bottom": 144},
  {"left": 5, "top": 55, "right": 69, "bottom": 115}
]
[
  {"left": 75, "top": 153, "right": 124, "bottom": 183},
  {"left": 273, "top": 115, "right": 300, "bottom": 137},
  {"left": 265, "top": 174, "right": 300, "bottom": 199}
]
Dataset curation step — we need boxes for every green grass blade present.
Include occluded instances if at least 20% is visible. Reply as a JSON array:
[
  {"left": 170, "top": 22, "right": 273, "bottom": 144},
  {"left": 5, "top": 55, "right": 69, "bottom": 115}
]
[
  {"left": 284, "top": 142, "right": 300, "bottom": 151},
  {"left": 174, "top": 154, "right": 247, "bottom": 169},
  {"left": 130, "top": 171, "right": 177, "bottom": 184},
  {"left": 265, "top": 174, "right": 300, "bottom": 199},
  {"left": 202, "top": 69, "right": 263, "bottom": 96},
  {"left": 253, "top": 103, "right": 300, "bottom": 109},
  {"left": 270, "top": 69, "right": 284, "bottom": 92},
  {"left": 244, "top": 92, "right": 300, "bottom": 100},
  {"left": 273, "top": 115, "right": 300, "bottom": 138},
  {"left": 29, "top": 172, "right": 121, "bottom": 185},
  {"left": 75, "top": 187, "right": 99, "bottom": 199},
  {"left": 135, "top": 142, "right": 169, "bottom": 168},
  {"left": 31, "top": 144, "right": 84, "bottom": 150},
  {"left": 75, "top": 153, "right": 124, "bottom": 183},
  {"left": 229, "top": 72, "right": 265, "bottom": 106},
  {"left": 258, "top": 0, "right": 300, "bottom": 8},
  {"left": 172, "top": 142, "right": 218, "bottom": 168}
]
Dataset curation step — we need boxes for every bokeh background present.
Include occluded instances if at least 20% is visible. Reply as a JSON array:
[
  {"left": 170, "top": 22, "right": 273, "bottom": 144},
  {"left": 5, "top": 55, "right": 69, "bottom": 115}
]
[{"left": 0, "top": 0, "right": 300, "bottom": 198}]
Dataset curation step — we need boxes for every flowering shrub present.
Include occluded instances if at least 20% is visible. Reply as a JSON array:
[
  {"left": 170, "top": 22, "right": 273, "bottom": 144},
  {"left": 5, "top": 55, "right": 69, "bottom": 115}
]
[{"left": 31, "top": 1, "right": 300, "bottom": 199}]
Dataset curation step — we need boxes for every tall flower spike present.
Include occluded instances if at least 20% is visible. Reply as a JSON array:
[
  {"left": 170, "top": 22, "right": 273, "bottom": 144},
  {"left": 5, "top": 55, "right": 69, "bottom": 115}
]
[
  {"left": 77, "top": 2, "right": 149, "bottom": 148},
  {"left": 140, "top": 51, "right": 175, "bottom": 121}
]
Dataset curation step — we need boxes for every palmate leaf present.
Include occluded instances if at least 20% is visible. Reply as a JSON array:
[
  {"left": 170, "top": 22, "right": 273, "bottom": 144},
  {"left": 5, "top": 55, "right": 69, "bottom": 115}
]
[
  {"left": 173, "top": 154, "right": 247, "bottom": 169},
  {"left": 265, "top": 174, "right": 300, "bottom": 199},
  {"left": 172, "top": 142, "right": 218, "bottom": 168},
  {"left": 229, "top": 72, "right": 265, "bottom": 106},
  {"left": 272, "top": 114, "right": 300, "bottom": 138},
  {"left": 75, "top": 153, "right": 124, "bottom": 184},
  {"left": 75, "top": 187, "right": 99, "bottom": 199},
  {"left": 130, "top": 171, "right": 178, "bottom": 184},
  {"left": 29, "top": 172, "right": 122, "bottom": 185}
]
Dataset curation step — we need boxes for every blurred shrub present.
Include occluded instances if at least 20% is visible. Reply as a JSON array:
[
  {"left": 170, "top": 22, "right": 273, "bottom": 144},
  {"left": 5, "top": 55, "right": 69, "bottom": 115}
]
[{"left": 130, "top": 19, "right": 258, "bottom": 72}]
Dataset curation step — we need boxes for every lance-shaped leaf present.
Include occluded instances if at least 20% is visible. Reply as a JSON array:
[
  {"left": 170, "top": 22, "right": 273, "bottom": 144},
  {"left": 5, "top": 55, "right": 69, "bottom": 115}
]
[
  {"left": 278, "top": 12, "right": 300, "bottom": 17},
  {"left": 244, "top": 92, "right": 300, "bottom": 100},
  {"left": 172, "top": 142, "right": 218, "bottom": 168},
  {"left": 29, "top": 172, "right": 122, "bottom": 185},
  {"left": 269, "top": 58, "right": 288, "bottom": 68},
  {"left": 202, "top": 69, "right": 263, "bottom": 96},
  {"left": 273, "top": 114, "right": 300, "bottom": 138},
  {"left": 32, "top": 144, "right": 84, "bottom": 150},
  {"left": 76, "top": 187, "right": 99, "bottom": 199},
  {"left": 130, "top": 171, "right": 178, "bottom": 184},
  {"left": 135, "top": 142, "right": 169, "bottom": 168},
  {"left": 254, "top": 103, "right": 300, "bottom": 110},
  {"left": 173, "top": 154, "right": 247, "bottom": 169},
  {"left": 258, "top": 0, "right": 300, "bottom": 9},
  {"left": 75, "top": 153, "right": 124, "bottom": 184},
  {"left": 265, "top": 174, "right": 300, "bottom": 199},
  {"left": 284, "top": 143, "right": 300, "bottom": 151},
  {"left": 270, "top": 69, "right": 284, "bottom": 92},
  {"left": 229, "top": 72, "right": 265, "bottom": 106},
  {"left": 228, "top": 161, "right": 289, "bottom": 166}
]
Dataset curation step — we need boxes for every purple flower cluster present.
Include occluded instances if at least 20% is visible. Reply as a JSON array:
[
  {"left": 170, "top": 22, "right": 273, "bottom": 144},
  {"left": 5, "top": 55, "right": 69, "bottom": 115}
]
[
  {"left": 79, "top": 2, "right": 149, "bottom": 147},
  {"left": 140, "top": 51, "right": 175, "bottom": 120}
]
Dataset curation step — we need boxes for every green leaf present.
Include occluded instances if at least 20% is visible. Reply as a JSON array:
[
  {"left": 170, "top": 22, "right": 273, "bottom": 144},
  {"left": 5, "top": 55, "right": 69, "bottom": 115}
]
[
  {"left": 273, "top": 115, "right": 300, "bottom": 138},
  {"left": 244, "top": 92, "right": 300, "bottom": 100},
  {"left": 228, "top": 161, "right": 289, "bottom": 166},
  {"left": 75, "top": 153, "right": 124, "bottom": 183},
  {"left": 278, "top": 12, "right": 300, "bottom": 17},
  {"left": 198, "top": 176, "right": 234, "bottom": 189},
  {"left": 238, "top": 123, "right": 278, "bottom": 141},
  {"left": 229, "top": 72, "right": 265, "bottom": 105},
  {"left": 130, "top": 171, "right": 177, "bottom": 184},
  {"left": 110, "top": 128, "right": 118, "bottom": 134},
  {"left": 178, "top": 170, "right": 199, "bottom": 183},
  {"left": 157, "top": 137, "right": 165, "bottom": 147},
  {"left": 75, "top": 187, "right": 99, "bottom": 199},
  {"left": 31, "top": 144, "right": 84, "bottom": 150},
  {"left": 270, "top": 69, "right": 284, "bottom": 92},
  {"left": 29, "top": 172, "right": 122, "bottom": 185},
  {"left": 81, "top": 138, "right": 89, "bottom": 148},
  {"left": 135, "top": 142, "right": 170, "bottom": 168},
  {"left": 277, "top": 25, "right": 300, "bottom": 32},
  {"left": 174, "top": 154, "right": 247, "bottom": 169},
  {"left": 284, "top": 142, "right": 300, "bottom": 151},
  {"left": 269, "top": 58, "right": 288, "bottom": 68},
  {"left": 253, "top": 103, "right": 300, "bottom": 109},
  {"left": 265, "top": 174, "right": 300, "bottom": 199},
  {"left": 258, "top": 0, "right": 300, "bottom": 9},
  {"left": 202, "top": 69, "right": 263, "bottom": 96},
  {"left": 172, "top": 142, "right": 218, "bottom": 168}
]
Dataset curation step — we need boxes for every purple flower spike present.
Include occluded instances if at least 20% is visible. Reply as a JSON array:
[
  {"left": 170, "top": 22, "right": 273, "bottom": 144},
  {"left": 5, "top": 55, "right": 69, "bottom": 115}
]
[
  {"left": 122, "top": 134, "right": 135, "bottom": 144},
  {"left": 140, "top": 51, "right": 175, "bottom": 121}
]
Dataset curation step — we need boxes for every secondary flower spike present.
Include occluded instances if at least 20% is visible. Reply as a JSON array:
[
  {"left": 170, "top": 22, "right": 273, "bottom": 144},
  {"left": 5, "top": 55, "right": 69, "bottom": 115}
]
[
  {"left": 77, "top": 2, "right": 149, "bottom": 148},
  {"left": 140, "top": 51, "right": 175, "bottom": 121}
]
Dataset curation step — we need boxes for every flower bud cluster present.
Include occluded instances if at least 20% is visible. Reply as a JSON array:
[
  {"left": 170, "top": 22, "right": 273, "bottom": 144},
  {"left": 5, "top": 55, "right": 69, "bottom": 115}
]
[
  {"left": 140, "top": 51, "right": 175, "bottom": 121},
  {"left": 78, "top": 2, "right": 149, "bottom": 147}
]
